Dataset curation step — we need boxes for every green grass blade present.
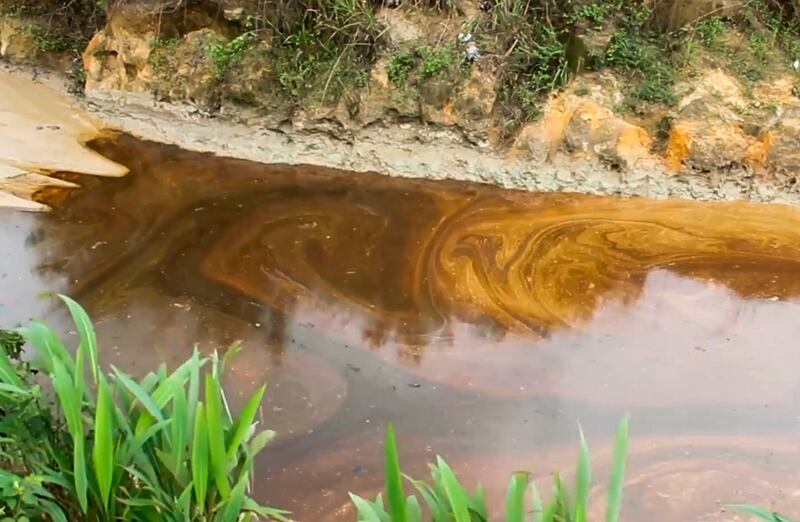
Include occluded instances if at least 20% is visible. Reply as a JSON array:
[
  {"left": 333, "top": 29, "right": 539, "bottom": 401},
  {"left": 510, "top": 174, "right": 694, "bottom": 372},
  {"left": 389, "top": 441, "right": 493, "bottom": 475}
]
[
  {"left": 506, "top": 472, "right": 529, "bottom": 522},
  {"left": 169, "top": 386, "right": 188, "bottom": 482},
  {"left": 23, "top": 320, "right": 75, "bottom": 375},
  {"left": 553, "top": 473, "right": 570, "bottom": 518},
  {"left": 177, "top": 482, "right": 194, "bottom": 519},
  {"left": 226, "top": 384, "right": 266, "bottom": 463},
  {"left": 0, "top": 342, "right": 23, "bottom": 386},
  {"left": 205, "top": 373, "right": 231, "bottom": 497},
  {"left": 436, "top": 457, "right": 471, "bottom": 522},
  {"left": 93, "top": 375, "right": 114, "bottom": 511},
  {"left": 406, "top": 495, "right": 423, "bottom": 522},
  {"left": 349, "top": 493, "right": 384, "bottom": 522},
  {"left": 385, "top": 423, "right": 407, "bottom": 522},
  {"left": 605, "top": 415, "right": 630, "bottom": 522},
  {"left": 217, "top": 470, "right": 249, "bottom": 522},
  {"left": 531, "top": 481, "right": 544, "bottom": 522},
  {"left": 574, "top": 425, "right": 592, "bottom": 518},
  {"left": 411, "top": 479, "right": 447, "bottom": 521},
  {"left": 58, "top": 294, "right": 99, "bottom": 384},
  {"left": 541, "top": 497, "right": 558, "bottom": 522},
  {"left": 725, "top": 504, "right": 792, "bottom": 522},
  {"left": 112, "top": 366, "right": 165, "bottom": 422},
  {"left": 192, "top": 401, "right": 209, "bottom": 513},
  {"left": 576, "top": 502, "right": 587, "bottom": 522},
  {"left": 469, "top": 484, "right": 488, "bottom": 519},
  {"left": 39, "top": 499, "right": 69, "bottom": 522},
  {"left": 51, "top": 356, "right": 87, "bottom": 513}
]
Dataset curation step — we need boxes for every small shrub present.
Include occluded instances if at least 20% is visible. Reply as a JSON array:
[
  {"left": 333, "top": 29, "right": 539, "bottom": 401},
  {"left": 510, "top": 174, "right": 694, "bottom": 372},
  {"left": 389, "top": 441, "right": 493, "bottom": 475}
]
[
  {"left": 351, "top": 417, "right": 631, "bottom": 521},
  {"left": 388, "top": 50, "right": 414, "bottom": 87}
]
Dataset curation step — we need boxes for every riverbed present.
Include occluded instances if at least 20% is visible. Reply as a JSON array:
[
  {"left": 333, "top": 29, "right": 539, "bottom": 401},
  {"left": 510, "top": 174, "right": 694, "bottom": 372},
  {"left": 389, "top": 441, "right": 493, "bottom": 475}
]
[{"left": 3, "top": 133, "right": 800, "bottom": 520}]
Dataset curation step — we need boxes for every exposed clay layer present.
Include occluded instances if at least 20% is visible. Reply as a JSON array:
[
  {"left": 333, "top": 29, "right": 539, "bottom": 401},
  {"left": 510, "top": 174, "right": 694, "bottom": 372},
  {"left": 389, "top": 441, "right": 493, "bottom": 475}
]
[{"left": 0, "top": 68, "right": 127, "bottom": 210}]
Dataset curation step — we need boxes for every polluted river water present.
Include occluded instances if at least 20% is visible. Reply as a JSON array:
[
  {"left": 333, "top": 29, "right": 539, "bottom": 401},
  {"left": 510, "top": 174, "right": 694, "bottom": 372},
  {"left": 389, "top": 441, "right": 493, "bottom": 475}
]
[{"left": 3, "top": 133, "right": 800, "bottom": 520}]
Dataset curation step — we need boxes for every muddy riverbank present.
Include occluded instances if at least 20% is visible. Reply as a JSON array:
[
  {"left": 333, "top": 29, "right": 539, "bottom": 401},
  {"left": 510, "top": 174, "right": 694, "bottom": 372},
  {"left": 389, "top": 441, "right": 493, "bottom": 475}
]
[{"left": 4, "top": 61, "right": 800, "bottom": 208}]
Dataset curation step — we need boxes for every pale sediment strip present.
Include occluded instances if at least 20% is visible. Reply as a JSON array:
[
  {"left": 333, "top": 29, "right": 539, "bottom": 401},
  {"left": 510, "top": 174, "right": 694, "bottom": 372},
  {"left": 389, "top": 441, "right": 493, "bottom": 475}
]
[{"left": 0, "top": 69, "right": 127, "bottom": 211}]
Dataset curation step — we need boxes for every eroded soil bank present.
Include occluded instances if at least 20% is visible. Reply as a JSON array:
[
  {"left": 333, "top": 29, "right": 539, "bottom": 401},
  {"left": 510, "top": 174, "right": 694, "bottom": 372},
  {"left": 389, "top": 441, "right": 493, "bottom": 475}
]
[
  {"left": 3, "top": 0, "right": 800, "bottom": 206},
  {"left": 4, "top": 134, "right": 800, "bottom": 520}
]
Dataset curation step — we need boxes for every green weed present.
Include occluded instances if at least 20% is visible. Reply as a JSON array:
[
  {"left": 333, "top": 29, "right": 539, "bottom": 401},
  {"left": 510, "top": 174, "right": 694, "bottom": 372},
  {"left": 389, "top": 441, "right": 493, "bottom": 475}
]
[
  {"left": 26, "top": 22, "right": 68, "bottom": 53},
  {"left": 208, "top": 31, "right": 257, "bottom": 81},
  {"left": 389, "top": 50, "right": 414, "bottom": 87},
  {"left": 351, "top": 417, "right": 631, "bottom": 521},
  {"left": 570, "top": 3, "right": 611, "bottom": 26},
  {"left": 695, "top": 17, "right": 725, "bottom": 46},
  {"left": 749, "top": 30, "right": 771, "bottom": 61},
  {"left": 416, "top": 46, "right": 453, "bottom": 79},
  {"left": 266, "top": 0, "right": 380, "bottom": 102},
  {"left": 602, "top": 5, "right": 679, "bottom": 109},
  {"left": 0, "top": 295, "right": 288, "bottom": 521}
]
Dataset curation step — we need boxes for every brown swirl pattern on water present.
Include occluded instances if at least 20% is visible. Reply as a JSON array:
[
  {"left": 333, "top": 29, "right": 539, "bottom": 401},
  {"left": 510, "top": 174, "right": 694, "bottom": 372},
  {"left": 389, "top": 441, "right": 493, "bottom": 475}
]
[
  {"left": 30, "top": 134, "right": 800, "bottom": 405},
  {"left": 202, "top": 184, "right": 800, "bottom": 339},
  {"left": 6, "top": 134, "right": 800, "bottom": 520}
]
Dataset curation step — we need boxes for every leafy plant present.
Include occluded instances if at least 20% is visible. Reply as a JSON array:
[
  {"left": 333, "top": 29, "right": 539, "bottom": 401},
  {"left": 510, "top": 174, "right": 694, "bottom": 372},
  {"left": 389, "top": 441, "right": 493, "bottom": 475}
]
[
  {"left": 0, "top": 294, "right": 288, "bottom": 521},
  {"left": 351, "top": 417, "right": 631, "bottom": 521}
]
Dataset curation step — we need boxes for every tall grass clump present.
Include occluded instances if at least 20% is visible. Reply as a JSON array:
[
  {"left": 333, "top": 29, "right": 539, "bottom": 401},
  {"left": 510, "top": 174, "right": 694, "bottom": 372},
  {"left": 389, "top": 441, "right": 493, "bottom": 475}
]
[
  {"left": 484, "top": 0, "right": 572, "bottom": 121},
  {"left": 266, "top": 0, "right": 382, "bottom": 101},
  {"left": 0, "top": 294, "right": 287, "bottom": 521},
  {"left": 351, "top": 417, "right": 630, "bottom": 521}
]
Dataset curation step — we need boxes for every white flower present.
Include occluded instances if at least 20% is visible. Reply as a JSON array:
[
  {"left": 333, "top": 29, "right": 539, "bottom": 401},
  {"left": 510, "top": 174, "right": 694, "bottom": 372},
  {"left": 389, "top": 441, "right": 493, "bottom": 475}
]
[{"left": 793, "top": 59, "right": 800, "bottom": 71}]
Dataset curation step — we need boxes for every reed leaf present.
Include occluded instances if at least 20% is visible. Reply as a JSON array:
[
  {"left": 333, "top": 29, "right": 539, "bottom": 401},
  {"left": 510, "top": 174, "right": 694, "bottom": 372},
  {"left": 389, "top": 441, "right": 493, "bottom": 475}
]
[
  {"left": 112, "top": 366, "right": 165, "bottom": 422},
  {"left": 205, "top": 373, "right": 231, "bottom": 497},
  {"left": 92, "top": 374, "right": 114, "bottom": 511},
  {"left": 51, "top": 355, "right": 87, "bottom": 513},
  {"left": 384, "top": 423, "right": 407, "bottom": 522},
  {"left": 606, "top": 416, "right": 630, "bottom": 522},
  {"left": 574, "top": 425, "right": 591, "bottom": 519},
  {"left": 226, "top": 384, "right": 266, "bottom": 464},
  {"left": 506, "top": 472, "right": 529, "bottom": 522},
  {"left": 436, "top": 457, "right": 471, "bottom": 522},
  {"left": 192, "top": 401, "right": 210, "bottom": 513},
  {"left": 59, "top": 294, "right": 99, "bottom": 384}
]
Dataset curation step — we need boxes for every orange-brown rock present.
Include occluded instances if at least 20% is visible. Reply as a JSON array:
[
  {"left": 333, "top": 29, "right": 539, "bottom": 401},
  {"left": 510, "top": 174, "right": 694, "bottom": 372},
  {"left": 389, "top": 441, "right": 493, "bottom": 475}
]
[
  {"left": 82, "top": 13, "right": 156, "bottom": 92},
  {"left": 0, "top": 17, "right": 37, "bottom": 61}
]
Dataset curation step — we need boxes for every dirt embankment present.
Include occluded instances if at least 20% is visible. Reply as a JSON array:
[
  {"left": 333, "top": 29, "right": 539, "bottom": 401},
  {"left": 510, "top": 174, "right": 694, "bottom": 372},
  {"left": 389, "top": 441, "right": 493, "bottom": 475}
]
[{"left": 2, "top": 0, "right": 800, "bottom": 207}]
